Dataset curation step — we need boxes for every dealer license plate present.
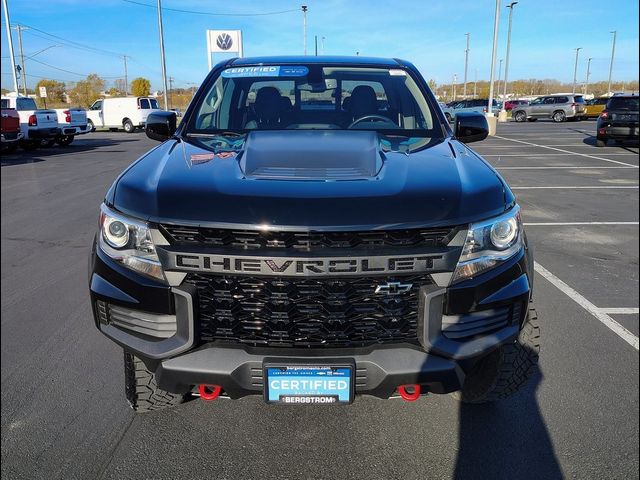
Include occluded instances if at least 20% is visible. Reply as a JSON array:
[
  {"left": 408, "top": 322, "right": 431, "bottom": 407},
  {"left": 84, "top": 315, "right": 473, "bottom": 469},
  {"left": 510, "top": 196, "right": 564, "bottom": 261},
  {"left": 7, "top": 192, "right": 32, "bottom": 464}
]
[{"left": 264, "top": 365, "right": 353, "bottom": 405}]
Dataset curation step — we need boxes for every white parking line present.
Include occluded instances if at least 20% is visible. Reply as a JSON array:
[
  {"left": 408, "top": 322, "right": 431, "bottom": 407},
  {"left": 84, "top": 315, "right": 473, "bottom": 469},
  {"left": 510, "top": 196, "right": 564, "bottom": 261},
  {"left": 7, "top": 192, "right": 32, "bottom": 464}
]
[
  {"left": 534, "top": 262, "right": 639, "bottom": 351},
  {"left": 494, "top": 136, "right": 639, "bottom": 168},
  {"left": 599, "top": 308, "right": 640, "bottom": 314},
  {"left": 512, "top": 186, "right": 638, "bottom": 189},
  {"left": 484, "top": 153, "right": 638, "bottom": 156},
  {"left": 524, "top": 222, "right": 639, "bottom": 226},
  {"left": 496, "top": 166, "right": 637, "bottom": 170}
]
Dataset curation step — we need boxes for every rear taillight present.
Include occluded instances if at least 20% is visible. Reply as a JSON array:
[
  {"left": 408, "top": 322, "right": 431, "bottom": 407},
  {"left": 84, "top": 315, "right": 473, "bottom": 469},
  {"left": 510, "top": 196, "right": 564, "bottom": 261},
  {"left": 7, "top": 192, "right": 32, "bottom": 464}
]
[
  {"left": 600, "top": 111, "right": 609, "bottom": 119},
  {"left": 64, "top": 110, "right": 71, "bottom": 122},
  {"left": 28, "top": 114, "right": 37, "bottom": 126}
]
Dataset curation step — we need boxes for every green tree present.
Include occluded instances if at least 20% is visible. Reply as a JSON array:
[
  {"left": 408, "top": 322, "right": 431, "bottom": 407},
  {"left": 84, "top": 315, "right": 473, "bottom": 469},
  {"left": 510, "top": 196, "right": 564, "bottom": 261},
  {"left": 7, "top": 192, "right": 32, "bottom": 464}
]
[
  {"left": 130, "top": 77, "right": 151, "bottom": 96},
  {"left": 69, "top": 74, "right": 105, "bottom": 107},
  {"left": 35, "top": 79, "right": 66, "bottom": 103}
]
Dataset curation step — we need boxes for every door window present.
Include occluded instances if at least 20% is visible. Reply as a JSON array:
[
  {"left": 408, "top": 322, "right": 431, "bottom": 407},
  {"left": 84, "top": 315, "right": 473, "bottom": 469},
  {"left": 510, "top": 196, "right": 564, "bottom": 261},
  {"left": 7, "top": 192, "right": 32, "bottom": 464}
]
[
  {"left": 90, "top": 100, "right": 103, "bottom": 110},
  {"left": 139, "top": 98, "right": 151, "bottom": 109}
]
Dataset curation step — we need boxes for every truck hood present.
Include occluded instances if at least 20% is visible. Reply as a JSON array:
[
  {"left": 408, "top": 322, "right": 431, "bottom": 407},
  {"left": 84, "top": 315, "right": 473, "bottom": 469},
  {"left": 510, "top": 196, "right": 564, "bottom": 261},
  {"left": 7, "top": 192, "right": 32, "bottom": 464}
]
[{"left": 111, "top": 130, "right": 510, "bottom": 229}]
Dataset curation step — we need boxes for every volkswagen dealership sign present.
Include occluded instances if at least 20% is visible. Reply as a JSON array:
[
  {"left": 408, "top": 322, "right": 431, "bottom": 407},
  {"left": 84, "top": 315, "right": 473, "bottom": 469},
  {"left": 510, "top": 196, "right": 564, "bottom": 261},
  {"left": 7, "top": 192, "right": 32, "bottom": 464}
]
[{"left": 207, "top": 30, "right": 243, "bottom": 69}]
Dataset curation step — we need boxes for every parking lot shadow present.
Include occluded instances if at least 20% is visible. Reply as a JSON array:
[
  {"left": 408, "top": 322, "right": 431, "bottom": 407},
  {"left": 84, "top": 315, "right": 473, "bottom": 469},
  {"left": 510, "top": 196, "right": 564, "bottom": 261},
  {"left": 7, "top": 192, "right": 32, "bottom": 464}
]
[
  {"left": 453, "top": 365, "right": 563, "bottom": 480},
  {"left": 1, "top": 137, "right": 142, "bottom": 167},
  {"left": 582, "top": 136, "right": 640, "bottom": 152}
]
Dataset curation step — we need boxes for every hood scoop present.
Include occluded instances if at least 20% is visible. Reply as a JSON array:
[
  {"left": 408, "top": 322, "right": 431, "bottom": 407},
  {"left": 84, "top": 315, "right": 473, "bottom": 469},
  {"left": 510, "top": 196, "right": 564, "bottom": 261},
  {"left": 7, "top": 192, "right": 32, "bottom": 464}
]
[{"left": 239, "top": 130, "right": 383, "bottom": 180}]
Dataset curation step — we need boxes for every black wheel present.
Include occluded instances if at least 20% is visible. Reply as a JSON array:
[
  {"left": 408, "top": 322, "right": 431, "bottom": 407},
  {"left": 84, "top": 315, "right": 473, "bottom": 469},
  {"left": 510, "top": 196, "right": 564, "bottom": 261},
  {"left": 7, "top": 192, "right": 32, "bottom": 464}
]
[
  {"left": 87, "top": 119, "right": 96, "bottom": 132},
  {"left": 513, "top": 111, "right": 527, "bottom": 122},
  {"left": 40, "top": 139, "right": 56, "bottom": 148},
  {"left": 20, "top": 140, "right": 38, "bottom": 151},
  {"left": 454, "top": 306, "right": 540, "bottom": 404},
  {"left": 56, "top": 135, "right": 74, "bottom": 146},
  {"left": 526, "top": 118, "right": 538, "bottom": 122},
  {"left": 124, "top": 351, "right": 185, "bottom": 413},
  {"left": 3, "top": 142, "right": 18, "bottom": 153},
  {"left": 123, "top": 119, "right": 135, "bottom": 133},
  {"left": 596, "top": 137, "right": 607, "bottom": 147},
  {"left": 445, "top": 112, "right": 453, "bottom": 123},
  {"left": 552, "top": 110, "right": 566, "bottom": 123}
]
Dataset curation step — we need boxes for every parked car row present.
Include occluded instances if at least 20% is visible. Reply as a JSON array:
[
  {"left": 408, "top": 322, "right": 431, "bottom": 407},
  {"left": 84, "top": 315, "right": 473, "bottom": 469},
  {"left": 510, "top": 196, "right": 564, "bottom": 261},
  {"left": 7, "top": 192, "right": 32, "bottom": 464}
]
[
  {"left": 1, "top": 94, "right": 90, "bottom": 151},
  {"left": 442, "top": 99, "right": 499, "bottom": 122}
]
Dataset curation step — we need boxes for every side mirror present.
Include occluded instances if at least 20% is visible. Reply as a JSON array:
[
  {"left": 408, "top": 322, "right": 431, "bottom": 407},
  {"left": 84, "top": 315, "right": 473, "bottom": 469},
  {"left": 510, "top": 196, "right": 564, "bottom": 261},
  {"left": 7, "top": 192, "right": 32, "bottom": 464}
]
[
  {"left": 145, "top": 111, "right": 177, "bottom": 142},
  {"left": 454, "top": 112, "right": 489, "bottom": 143}
]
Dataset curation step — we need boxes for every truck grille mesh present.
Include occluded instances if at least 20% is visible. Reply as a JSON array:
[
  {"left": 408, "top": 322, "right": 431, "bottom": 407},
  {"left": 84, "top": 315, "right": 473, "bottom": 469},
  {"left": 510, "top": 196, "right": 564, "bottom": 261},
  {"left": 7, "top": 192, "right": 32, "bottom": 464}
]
[
  {"left": 184, "top": 273, "right": 433, "bottom": 348},
  {"left": 160, "top": 225, "right": 457, "bottom": 251}
]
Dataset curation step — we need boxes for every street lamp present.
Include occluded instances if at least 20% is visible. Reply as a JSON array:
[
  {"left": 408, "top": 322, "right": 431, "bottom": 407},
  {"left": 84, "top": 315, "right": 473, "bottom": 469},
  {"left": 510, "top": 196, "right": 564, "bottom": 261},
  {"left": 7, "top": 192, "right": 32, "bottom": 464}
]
[
  {"left": 572, "top": 47, "right": 582, "bottom": 94},
  {"left": 585, "top": 57, "right": 592, "bottom": 95},
  {"left": 487, "top": 0, "right": 501, "bottom": 117},
  {"left": 463, "top": 33, "right": 470, "bottom": 98},
  {"left": 502, "top": 1, "right": 518, "bottom": 109},
  {"left": 607, "top": 31, "right": 617, "bottom": 94}
]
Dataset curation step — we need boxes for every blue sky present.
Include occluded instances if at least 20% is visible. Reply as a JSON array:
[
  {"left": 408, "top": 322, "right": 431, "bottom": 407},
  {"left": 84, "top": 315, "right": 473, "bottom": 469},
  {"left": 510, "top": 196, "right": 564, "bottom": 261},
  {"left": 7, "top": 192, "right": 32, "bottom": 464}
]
[{"left": 1, "top": 0, "right": 638, "bottom": 91}]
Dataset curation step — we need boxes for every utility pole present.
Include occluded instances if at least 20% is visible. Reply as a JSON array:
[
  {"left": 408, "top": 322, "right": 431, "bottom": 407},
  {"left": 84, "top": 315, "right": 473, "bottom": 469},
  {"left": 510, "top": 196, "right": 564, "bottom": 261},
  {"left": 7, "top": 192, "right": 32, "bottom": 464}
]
[
  {"left": 487, "top": 0, "right": 501, "bottom": 116},
  {"left": 607, "top": 31, "right": 617, "bottom": 95},
  {"left": 314, "top": 35, "right": 318, "bottom": 56},
  {"left": 14, "top": 24, "right": 28, "bottom": 95},
  {"left": 321, "top": 36, "right": 325, "bottom": 55},
  {"left": 474, "top": 69, "right": 477, "bottom": 98},
  {"left": 463, "top": 33, "right": 470, "bottom": 98},
  {"left": 502, "top": 1, "right": 517, "bottom": 107},
  {"left": 572, "top": 47, "right": 582, "bottom": 94},
  {"left": 122, "top": 55, "right": 129, "bottom": 95},
  {"left": 156, "top": 0, "right": 169, "bottom": 110},
  {"left": 585, "top": 57, "right": 592, "bottom": 95},
  {"left": 497, "top": 59, "right": 503, "bottom": 97},
  {"left": 168, "top": 76, "right": 174, "bottom": 109},
  {"left": 2, "top": 0, "right": 18, "bottom": 93},
  {"left": 452, "top": 74, "right": 457, "bottom": 102},
  {"left": 301, "top": 5, "right": 308, "bottom": 55}
]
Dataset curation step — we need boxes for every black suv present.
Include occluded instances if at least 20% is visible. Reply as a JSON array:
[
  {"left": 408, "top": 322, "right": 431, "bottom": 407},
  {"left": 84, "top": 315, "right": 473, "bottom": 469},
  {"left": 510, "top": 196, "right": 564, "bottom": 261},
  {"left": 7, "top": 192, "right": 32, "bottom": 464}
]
[
  {"left": 596, "top": 95, "right": 639, "bottom": 147},
  {"left": 89, "top": 56, "right": 539, "bottom": 411}
]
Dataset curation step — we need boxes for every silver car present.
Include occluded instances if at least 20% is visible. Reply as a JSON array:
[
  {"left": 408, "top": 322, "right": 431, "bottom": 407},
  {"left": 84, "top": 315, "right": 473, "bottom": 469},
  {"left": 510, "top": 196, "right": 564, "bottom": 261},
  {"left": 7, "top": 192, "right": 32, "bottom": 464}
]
[
  {"left": 442, "top": 99, "right": 499, "bottom": 122},
  {"left": 512, "top": 94, "right": 587, "bottom": 123}
]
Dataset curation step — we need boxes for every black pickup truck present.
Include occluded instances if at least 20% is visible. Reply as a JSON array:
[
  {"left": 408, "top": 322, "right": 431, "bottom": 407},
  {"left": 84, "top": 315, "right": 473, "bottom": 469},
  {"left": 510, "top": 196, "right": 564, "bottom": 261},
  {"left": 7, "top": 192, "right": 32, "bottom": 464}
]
[{"left": 89, "top": 56, "right": 539, "bottom": 411}]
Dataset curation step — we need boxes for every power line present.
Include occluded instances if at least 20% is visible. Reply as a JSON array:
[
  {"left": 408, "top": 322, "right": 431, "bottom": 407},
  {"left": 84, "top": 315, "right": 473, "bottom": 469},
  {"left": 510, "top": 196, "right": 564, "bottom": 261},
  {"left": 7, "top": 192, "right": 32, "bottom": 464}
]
[
  {"left": 14, "top": 22, "right": 125, "bottom": 58},
  {"left": 28, "top": 57, "right": 122, "bottom": 79},
  {"left": 123, "top": 0, "right": 298, "bottom": 16}
]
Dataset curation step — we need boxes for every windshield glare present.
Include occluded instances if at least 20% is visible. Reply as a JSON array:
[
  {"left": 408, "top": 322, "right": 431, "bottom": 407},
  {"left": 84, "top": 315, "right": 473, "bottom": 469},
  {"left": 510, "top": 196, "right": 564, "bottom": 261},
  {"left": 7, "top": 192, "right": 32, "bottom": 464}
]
[{"left": 190, "top": 65, "right": 438, "bottom": 136}]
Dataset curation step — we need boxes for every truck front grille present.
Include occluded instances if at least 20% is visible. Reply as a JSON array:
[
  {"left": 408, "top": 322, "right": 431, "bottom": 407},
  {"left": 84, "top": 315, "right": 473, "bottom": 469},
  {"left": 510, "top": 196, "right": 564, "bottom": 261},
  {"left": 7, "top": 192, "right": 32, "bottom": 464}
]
[
  {"left": 184, "top": 273, "right": 433, "bottom": 348},
  {"left": 160, "top": 225, "right": 457, "bottom": 251}
]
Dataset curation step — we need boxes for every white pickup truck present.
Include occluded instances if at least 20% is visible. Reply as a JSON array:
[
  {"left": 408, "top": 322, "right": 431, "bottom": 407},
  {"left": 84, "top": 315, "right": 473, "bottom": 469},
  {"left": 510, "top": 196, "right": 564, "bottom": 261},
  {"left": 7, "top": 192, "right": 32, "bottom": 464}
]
[
  {"left": 53, "top": 107, "right": 91, "bottom": 146},
  {"left": 0, "top": 95, "right": 60, "bottom": 149}
]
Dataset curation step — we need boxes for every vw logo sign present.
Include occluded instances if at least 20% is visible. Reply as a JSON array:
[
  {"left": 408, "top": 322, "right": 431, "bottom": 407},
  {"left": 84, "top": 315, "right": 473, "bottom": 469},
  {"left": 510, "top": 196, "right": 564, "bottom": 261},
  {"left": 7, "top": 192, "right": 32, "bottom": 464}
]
[{"left": 216, "top": 33, "right": 233, "bottom": 51}]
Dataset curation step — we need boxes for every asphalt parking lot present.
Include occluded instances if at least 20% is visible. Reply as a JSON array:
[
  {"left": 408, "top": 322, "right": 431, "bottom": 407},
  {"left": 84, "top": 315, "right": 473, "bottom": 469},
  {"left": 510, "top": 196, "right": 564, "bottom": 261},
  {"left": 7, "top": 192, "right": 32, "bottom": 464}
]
[{"left": 1, "top": 121, "right": 638, "bottom": 480}]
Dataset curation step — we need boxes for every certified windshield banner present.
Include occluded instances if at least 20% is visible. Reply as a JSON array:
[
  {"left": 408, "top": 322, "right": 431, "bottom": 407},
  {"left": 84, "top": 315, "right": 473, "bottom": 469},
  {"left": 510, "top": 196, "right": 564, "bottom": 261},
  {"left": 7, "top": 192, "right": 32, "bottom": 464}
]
[{"left": 222, "top": 66, "right": 309, "bottom": 78}]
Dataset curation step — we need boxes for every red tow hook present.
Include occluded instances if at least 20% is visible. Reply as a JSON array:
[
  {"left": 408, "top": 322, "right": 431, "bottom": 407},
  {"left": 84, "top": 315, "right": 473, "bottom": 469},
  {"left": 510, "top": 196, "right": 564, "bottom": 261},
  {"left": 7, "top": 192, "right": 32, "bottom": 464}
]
[
  {"left": 198, "top": 384, "right": 222, "bottom": 401},
  {"left": 397, "top": 384, "right": 421, "bottom": 402}
]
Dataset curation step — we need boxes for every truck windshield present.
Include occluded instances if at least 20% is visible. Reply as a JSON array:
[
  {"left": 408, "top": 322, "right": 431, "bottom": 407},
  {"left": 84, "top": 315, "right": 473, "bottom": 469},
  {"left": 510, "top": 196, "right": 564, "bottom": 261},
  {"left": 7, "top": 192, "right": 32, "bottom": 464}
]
[{"left": 188, "top": 65, "right": 440, "bottom": 137}]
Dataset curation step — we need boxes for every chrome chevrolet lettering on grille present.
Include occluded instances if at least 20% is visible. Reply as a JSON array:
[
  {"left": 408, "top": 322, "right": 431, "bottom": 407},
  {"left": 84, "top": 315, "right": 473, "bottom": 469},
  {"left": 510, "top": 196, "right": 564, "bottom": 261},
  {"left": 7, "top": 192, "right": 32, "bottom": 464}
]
[
  {"left": 374, "top": 282, "right": 414, "bottom": 295},
  {"left": 166, "top": 252, "right": 445, "bottom": 277}
]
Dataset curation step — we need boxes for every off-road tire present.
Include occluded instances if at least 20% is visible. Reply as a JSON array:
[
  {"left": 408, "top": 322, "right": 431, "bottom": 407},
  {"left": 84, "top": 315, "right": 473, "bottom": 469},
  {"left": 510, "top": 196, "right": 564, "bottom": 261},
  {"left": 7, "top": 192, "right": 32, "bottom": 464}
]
[
  {"left": 123, "top": 119, "right": 135, "bottom": 133},
  {"left": 124, "top": 351, "right": 185, "bottom": 413},
  {"left": 454, "top": 307, "right": 540, "bottom": 404},
  {"left": 513, "top": 111, "right": 527, "bottom": 122},
  {"left": 56, "top": 135, "right": 74, "bottom": 146},
  {"left": 552, "top": 110, "right": 566, "bottom": 122}
]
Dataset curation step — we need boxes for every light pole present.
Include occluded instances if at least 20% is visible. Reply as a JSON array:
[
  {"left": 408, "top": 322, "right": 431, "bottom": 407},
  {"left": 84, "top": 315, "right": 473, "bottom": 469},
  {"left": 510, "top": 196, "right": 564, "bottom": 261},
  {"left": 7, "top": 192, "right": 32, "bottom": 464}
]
[
  {"left": 452, "top": 74, "right": 457, "bottom": 101},
  {"left": 474, "top": 69, "right": 478, "bottom": 98},
  {"left": 2, "top": 0, "right": 18, "bottom": 93},
  {"left": 13, "top": 24, "right": 28, "bottom": 95},
  {"left": 487, "top": 0, "right": 501, "bottom": 116},
  {"left": 156, "top": 0, "right": 169, "bottom": 110},
  {"left": 502, "top": 1, "right": 517, "bottom": 107},
  {"left": 607, "top": 31, "right": 616, "bottom": 95},
  {"left": 497, "top": 58, "right": 503, "bottom": 97},
  {"left": 301, "top": 5, "right": 308, "bottom": 55},
  {"left": 585, "top": 57, "right": 592, "bottom": 95},
  {"left": 572, "top": 47, "right": 582, "bottom": 94},
  {"left": 122, "top": 55, "right": 129, "bottom": 95},
  {"left": 463, "top": 33, "right": 470, "bottom": 98},
  {"left": 321, "top": 36, "right": 325, "bottom": 55}
]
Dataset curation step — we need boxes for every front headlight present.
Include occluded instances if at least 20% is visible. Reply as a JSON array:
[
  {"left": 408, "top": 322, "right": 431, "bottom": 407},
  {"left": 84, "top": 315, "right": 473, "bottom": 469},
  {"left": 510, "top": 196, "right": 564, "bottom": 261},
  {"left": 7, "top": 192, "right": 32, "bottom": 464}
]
[
  {"left": 98, "top": 204, "right": 165, "bottom": 282},
  {"left": 452, "top": 205, "right": 523, "bottom": 284}
]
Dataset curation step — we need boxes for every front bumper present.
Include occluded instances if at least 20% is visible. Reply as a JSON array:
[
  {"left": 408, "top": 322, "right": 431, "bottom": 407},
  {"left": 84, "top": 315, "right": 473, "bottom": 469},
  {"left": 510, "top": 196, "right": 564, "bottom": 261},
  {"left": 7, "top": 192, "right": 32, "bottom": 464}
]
[{"left": 90, "top": 238, "right": 532, "bottom": 398}]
